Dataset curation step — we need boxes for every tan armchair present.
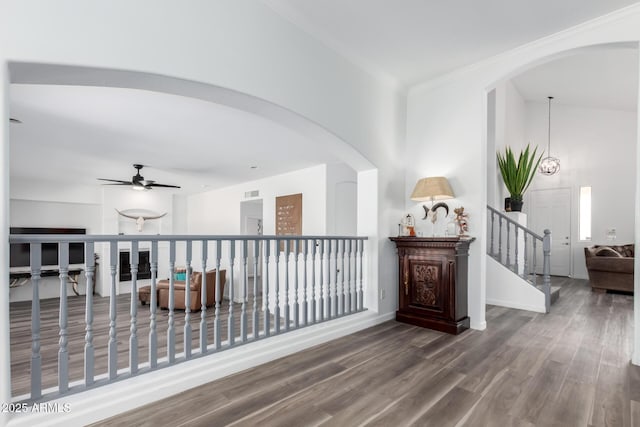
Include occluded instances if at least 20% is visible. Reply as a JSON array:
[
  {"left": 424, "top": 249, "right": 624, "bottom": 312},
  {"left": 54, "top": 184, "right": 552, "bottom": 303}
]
[{"left": 157, "top": 269, "right": 226, "bottom": 311}]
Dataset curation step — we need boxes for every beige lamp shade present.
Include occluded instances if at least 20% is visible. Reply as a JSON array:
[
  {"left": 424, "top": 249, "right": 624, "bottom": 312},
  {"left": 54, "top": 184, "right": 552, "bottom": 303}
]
[{"left": 410, "top": 177, "right": 455, "bottom": 202}]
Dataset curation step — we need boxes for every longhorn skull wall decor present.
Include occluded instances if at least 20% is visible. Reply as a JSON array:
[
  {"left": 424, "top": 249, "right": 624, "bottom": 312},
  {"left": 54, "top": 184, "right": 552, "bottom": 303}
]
[{"left": 116, "top": 209, "right": 167, "bottom": 232}]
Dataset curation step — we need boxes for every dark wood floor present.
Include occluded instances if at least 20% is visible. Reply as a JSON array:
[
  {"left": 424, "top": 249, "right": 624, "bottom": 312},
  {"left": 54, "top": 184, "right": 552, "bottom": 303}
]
[
  {"left": 10, "top": 290, "right": 273, "bottom": 397},
  {"left": 88, "top": 277, "right": 639, "bottom": 427}
]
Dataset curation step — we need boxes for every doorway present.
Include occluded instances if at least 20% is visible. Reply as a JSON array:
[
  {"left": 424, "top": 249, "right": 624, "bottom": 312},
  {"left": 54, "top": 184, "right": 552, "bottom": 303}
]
[
  {"left": 528, "top": 188, "right": 572, "bottom": 276},
  {"left": 240, "top": 199, "right": 263, "bottom": 281}
]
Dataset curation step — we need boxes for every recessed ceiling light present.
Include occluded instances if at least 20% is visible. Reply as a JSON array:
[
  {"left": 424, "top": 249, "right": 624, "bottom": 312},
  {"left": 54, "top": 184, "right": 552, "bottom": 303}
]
[{"left": 9, "top": 118, "right": 22, "bottom": 124}]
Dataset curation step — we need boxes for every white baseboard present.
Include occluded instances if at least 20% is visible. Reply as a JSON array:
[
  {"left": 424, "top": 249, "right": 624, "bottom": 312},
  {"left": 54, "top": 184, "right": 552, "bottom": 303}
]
[
  {"left": 8, "top": 310, "right": 395, "bottom": 427},
  {"left": 471, "top": 320, "right": 487, "bottom": 331},
  {"left": 486, "top": 297, "right": 546, "bottom": 313}
]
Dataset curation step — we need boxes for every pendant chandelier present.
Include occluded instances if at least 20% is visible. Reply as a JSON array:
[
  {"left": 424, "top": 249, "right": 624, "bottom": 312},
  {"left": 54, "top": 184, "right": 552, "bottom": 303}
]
[{"left": 539, "top": 96, "right": 560, "bottom": 176}]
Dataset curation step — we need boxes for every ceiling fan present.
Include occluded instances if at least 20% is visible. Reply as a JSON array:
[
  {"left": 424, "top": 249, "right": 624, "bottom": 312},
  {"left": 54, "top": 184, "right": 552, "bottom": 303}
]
[{"left": 98, "top": 164, "right": 181, "bottom": 190}]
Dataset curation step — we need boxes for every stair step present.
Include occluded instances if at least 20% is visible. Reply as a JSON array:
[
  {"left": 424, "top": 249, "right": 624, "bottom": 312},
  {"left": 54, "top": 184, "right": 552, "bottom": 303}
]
[{"left": 535, "top": 285, "right": 560, "bottom": 305}]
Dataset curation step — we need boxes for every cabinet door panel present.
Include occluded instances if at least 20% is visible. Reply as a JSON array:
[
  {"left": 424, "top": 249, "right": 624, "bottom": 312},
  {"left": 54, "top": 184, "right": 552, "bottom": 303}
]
[{"left": 406, "top": 256, "right": 449, "bottom": 318}]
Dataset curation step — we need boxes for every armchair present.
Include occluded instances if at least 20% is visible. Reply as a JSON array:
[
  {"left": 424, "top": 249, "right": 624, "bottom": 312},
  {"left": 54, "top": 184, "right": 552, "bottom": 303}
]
[{"left": 157, "top": 269, "right": 226, "bottom": 311}]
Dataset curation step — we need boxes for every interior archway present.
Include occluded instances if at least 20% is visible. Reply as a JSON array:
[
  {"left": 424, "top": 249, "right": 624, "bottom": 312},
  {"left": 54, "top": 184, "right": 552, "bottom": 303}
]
[
  {"left": 482, "top": 41, "right": 639, "bottom": 357},
  {"left": 5, "top": 62, "right": 381, "bottom": 310}
]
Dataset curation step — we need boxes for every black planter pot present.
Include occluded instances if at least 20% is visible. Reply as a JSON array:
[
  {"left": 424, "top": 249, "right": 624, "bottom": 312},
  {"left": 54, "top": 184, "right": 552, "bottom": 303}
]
[{"left": 510, "top": 199, "right": 523, "bottom": 212}]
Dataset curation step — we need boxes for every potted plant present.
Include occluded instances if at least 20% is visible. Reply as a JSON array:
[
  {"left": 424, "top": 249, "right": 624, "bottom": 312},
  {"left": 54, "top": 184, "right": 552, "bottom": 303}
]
[{"left": 496, "top": 144, "right": 542, "bottom": 212}]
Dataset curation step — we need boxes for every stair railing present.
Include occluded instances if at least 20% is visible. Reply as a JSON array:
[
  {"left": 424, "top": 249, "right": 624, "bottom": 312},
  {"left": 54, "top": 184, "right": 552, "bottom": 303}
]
[{"left": 487, "top": 205, "right": 552, "bottom": 312}]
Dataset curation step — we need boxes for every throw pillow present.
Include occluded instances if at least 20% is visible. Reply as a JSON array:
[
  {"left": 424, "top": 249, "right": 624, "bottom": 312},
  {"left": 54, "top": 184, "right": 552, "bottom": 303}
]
[
  {"left": 175, "top": 272, "right": 187, "bottom": 281},
  {"left": 619, "top": 246, "right": 634, "bottom": 257},
  {"left": 594, "top": 246, "right": 623, "bottom": 257}
]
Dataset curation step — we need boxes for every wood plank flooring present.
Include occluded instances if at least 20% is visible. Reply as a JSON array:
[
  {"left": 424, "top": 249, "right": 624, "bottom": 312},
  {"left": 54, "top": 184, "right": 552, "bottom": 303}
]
[
  {"left": 10, "top": 290, "right": 275, "bottom": 397},
  {"left": 10, "top": 277, "right": 638, "bottom": 426},
  {"left": 90, "top": 277, "right": 639, "bottom": 427}
]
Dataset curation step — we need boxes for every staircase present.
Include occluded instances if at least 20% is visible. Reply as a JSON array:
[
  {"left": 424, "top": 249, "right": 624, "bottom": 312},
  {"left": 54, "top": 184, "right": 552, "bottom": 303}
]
[{"left": 487, "top": 205, "right": 557, "bottom": 313}]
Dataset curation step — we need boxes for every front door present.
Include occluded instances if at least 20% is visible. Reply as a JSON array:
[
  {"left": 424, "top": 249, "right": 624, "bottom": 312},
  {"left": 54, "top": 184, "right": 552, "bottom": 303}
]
[{"left": 529, "top": 188, "right": 571, "bottom": 276}]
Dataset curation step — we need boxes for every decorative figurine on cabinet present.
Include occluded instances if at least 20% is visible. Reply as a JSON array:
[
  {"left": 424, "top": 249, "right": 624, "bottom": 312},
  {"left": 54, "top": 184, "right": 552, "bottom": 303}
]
[
  {"left": 454, "top": 207, "right": 469, "bottom": 236},
  {"left": 401, "top": 213, "right": 416, "bottom": 237}
]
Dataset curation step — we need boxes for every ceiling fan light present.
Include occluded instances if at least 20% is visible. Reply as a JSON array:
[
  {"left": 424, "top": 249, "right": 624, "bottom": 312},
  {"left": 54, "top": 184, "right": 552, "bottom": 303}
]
[{"left": 132, "top": 184, "right": 146, "bottom": 191}]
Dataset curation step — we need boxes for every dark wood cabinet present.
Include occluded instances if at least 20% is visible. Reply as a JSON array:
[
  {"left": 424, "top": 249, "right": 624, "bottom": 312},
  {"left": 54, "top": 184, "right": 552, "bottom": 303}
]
[{"left": 390, "top": 236, "right": 474, "bottom": 335}]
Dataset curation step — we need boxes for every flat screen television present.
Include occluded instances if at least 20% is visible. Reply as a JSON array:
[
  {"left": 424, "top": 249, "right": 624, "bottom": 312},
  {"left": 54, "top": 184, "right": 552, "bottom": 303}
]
[{"left": 10, "top": 227, "right": 86, "bottom": 268}]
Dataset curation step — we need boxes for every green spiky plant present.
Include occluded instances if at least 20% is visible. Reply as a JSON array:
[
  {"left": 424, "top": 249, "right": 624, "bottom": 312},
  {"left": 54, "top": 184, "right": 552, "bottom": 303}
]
[{"left": 496, "top": 144, "right": 542, "bottom": 204}]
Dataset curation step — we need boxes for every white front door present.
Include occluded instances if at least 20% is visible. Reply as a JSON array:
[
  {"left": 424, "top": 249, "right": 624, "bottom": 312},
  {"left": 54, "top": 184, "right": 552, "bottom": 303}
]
[{"left": 529, "top": 188, "right": 572, "bottom": 276}]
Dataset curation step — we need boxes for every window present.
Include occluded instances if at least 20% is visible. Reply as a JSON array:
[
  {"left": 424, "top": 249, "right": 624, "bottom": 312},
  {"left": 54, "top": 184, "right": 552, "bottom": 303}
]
[{"left": 579, "top": 186, "right": 591, "bottom": 241}]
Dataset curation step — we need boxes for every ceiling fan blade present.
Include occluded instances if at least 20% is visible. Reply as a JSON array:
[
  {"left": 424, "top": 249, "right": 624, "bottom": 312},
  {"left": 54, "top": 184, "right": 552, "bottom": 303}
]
[
  {"left": 147, "top": 183, "right": 181, "bottom": 189},
  {"left": 98, "top": 178, "right": 133, "bottom": 185},
  {"left": 98, "top": 165, "right": 180, "bottom": 189}
]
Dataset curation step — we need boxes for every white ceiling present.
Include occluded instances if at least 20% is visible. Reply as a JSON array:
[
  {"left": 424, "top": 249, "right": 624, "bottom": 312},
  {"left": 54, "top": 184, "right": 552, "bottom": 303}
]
[
  {"left": 9, "top": 4, "right": 640, "bottom": 196},
  {"left": 262, "top": 0, "right": 640, "bottom": 87},
  {"left": 511, "top": 45, "right": 639, "bottom": 111},
  {"left": 9, "top": 84, "right": 340, "bottom": 194}
]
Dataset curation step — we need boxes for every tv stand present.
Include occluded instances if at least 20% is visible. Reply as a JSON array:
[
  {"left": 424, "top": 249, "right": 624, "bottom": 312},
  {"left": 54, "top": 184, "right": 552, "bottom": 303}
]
[{"left": 10, "top": 266, "right": 87, "bottom": 296}]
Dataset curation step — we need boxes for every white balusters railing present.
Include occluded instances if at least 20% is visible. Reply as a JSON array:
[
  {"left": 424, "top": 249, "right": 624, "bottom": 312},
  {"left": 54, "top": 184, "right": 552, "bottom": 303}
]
[
  {"left": 7, "top": 234, "right": 368, "bottom": 404},
  {"left": 486, "top": 205, "right": 552, "bottom": 312}
]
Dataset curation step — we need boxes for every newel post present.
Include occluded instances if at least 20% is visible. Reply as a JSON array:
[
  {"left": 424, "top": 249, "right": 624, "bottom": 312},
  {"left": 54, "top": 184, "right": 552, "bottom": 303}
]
[{"left": 542, "top": 229, "right": 552, "bottom": 313}]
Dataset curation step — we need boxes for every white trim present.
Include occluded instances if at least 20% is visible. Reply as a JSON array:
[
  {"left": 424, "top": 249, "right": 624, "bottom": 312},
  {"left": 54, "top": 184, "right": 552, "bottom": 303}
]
[
  {"left": 471, "top": 320, "right": 487, "bottom": 331},
  {"left": 486, "top": 298, "right": 546, "bottom": 314},
  {"left": 7, "top": 310, "right": 395, "bottom": 427}
]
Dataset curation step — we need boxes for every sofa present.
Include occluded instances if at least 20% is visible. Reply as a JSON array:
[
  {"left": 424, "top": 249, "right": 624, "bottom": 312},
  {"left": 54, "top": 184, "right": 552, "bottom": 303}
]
[
  {"left": 157, "top": 269, "right": 226, "bottom": 311},
  {"left": 584, "top": 244, "right": 634, "bottom": 293}
]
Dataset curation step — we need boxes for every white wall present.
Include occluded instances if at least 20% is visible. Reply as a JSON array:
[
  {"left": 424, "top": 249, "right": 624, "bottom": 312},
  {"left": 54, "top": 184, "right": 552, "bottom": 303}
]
[
  {"left": 326, "top": 162, "right": 357, "bottom": 236},
  {"left": 10, "top": 199, "right": 101, "bottom": 232},
  {"left": 188, "top": 164, "right": 327, "bottom": 236},
  {"left": 188, "top": 165, "right": 328, "bottom": 300},
  {"left": 172, "top": 194, "right": 189, "bottom": 234},
  {"left": 11, "top": 178, "right": 101, "bottom": 205},
  {"left": 523, "top": 102, "right": 637, "bottom": 279},
  {"left": 407, "top": 77, "right": 488, "bottom": 329},
  {"left": 493, "top": 80, "right": 528, "bottom": 207}
]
